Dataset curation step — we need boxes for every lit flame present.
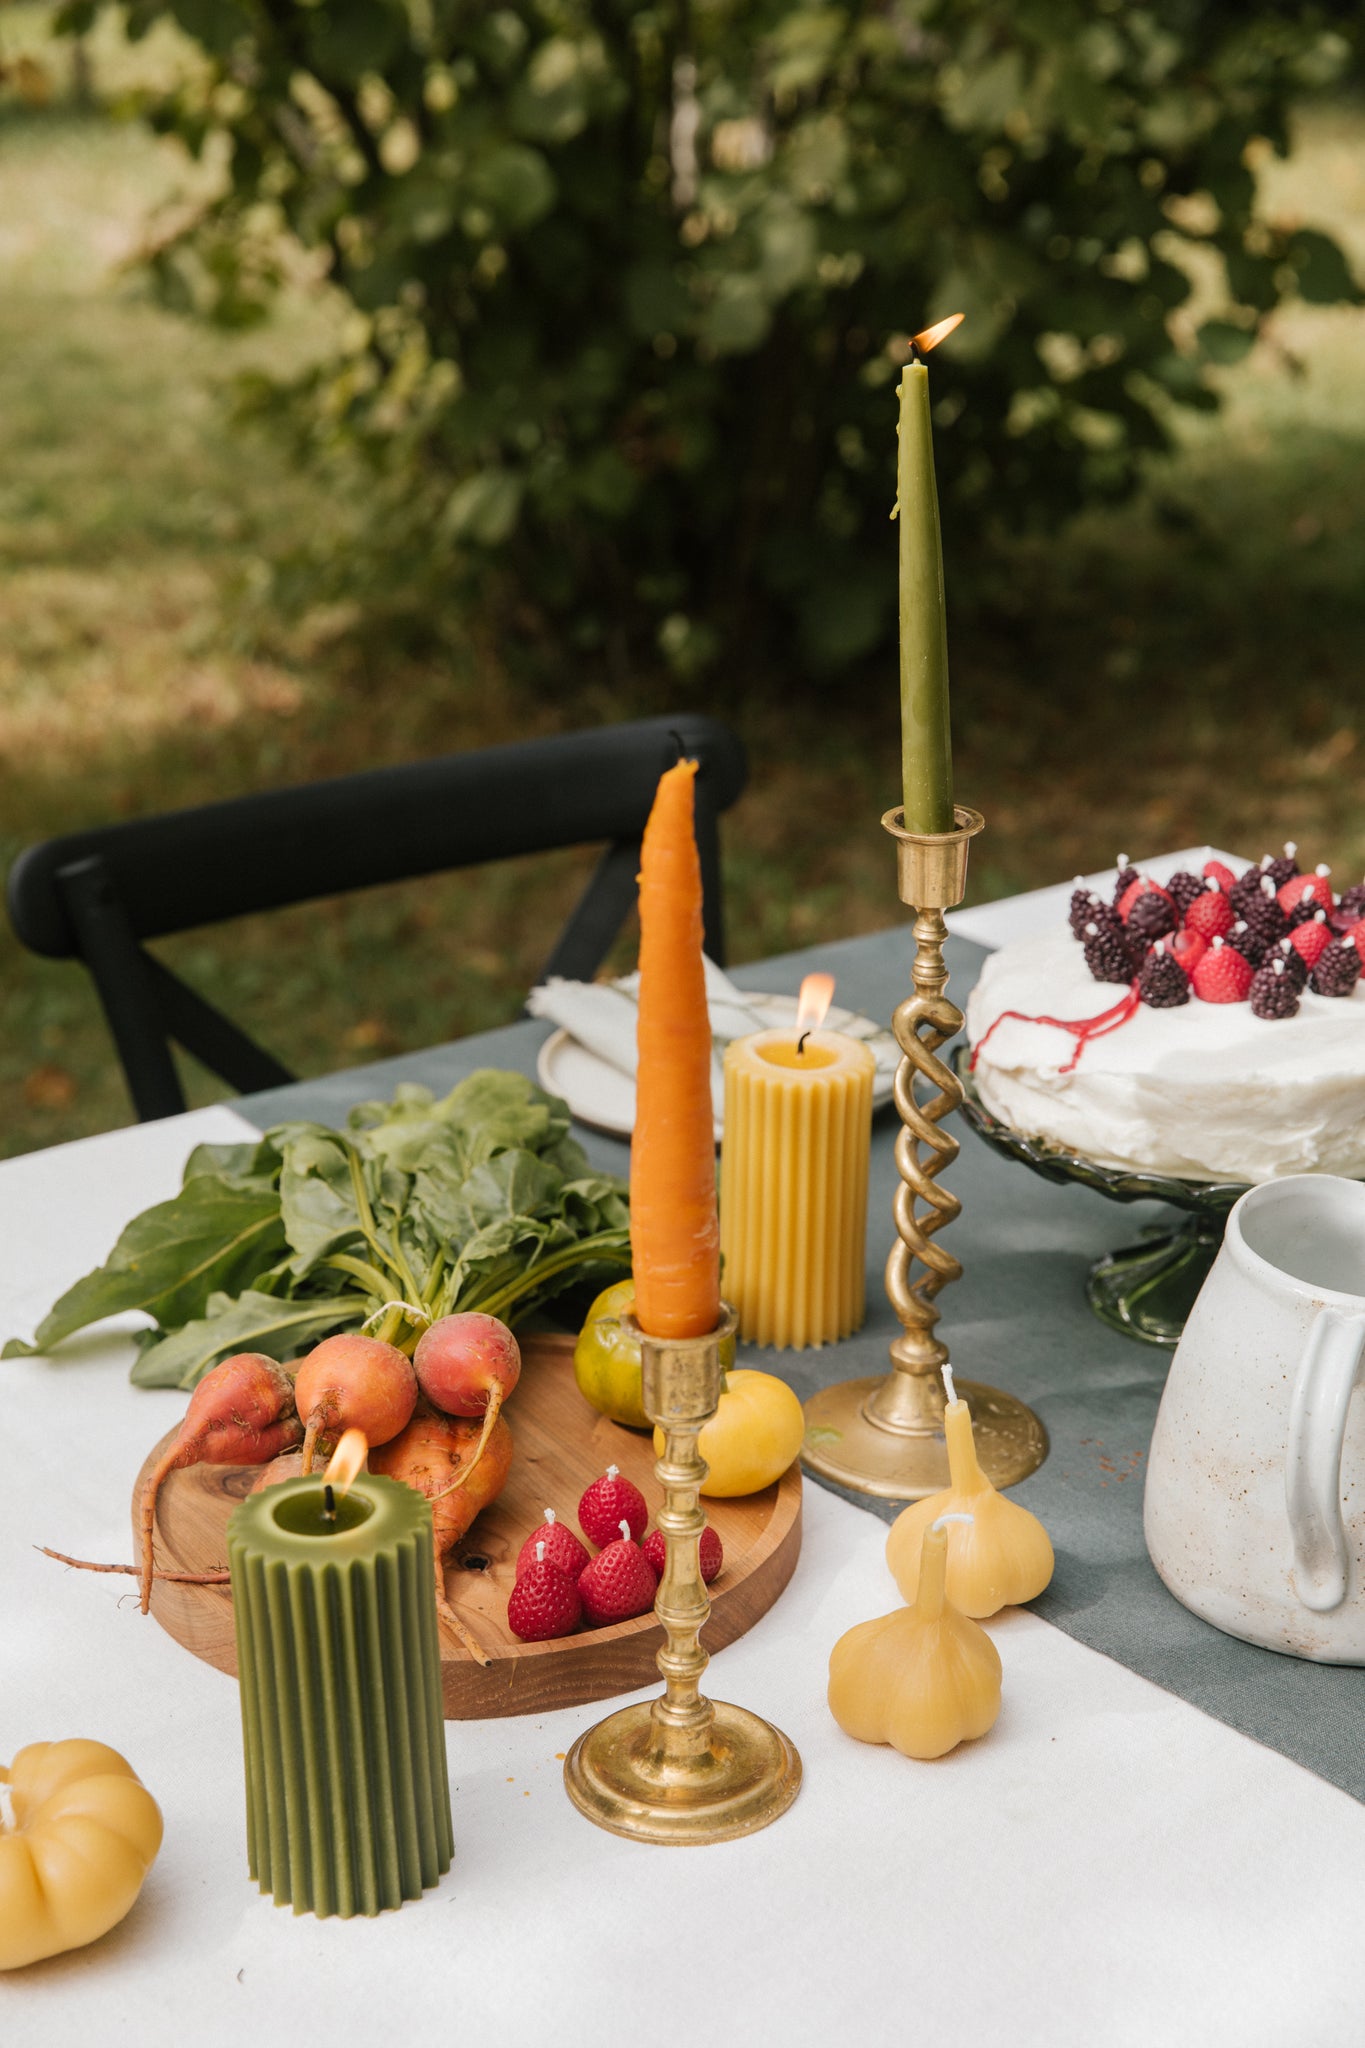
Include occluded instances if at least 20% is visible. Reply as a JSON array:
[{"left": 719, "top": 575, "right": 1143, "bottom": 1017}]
[
  {"left": 322, "top": 1428, "right": 368, "bottom": 1497},
  {"left": 910, "top": 312, "right": 965, "bottom": 355},
  {"left": 795, "top": 972, "right": 835, "bottom": 1038}
]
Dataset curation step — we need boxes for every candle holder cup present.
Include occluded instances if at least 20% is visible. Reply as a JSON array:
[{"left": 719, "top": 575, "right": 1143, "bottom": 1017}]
[
  {"left": 563, "top": 1306, "right": 802, "bottom": 1845},
  {"left": 801, "top": 804, "right": 1048, "bottom": 1500}
]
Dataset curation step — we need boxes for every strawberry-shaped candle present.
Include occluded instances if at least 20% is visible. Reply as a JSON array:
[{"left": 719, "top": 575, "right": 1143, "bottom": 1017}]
[
  {"left": 508, "top": 1542, "right": 581, "bottom": 1642},
  {"left": 578, "top": 1465, "right": 648, "bottom": 1546},
  {"left": 886, "top": 1367, "right": 1053, "bottom": 1617},
  {"left": 645, "top": 1522, "right": 722, "bottom": 1585},
  {"left": 828, "top": 1513, "right": 1002, "bottom": 1760},
  {"left": 515, "top": 1509, "right": 590, "bottom": 1583},
  {"left": 578, "top": 1521, "right": 658, "bottom": 1626}
]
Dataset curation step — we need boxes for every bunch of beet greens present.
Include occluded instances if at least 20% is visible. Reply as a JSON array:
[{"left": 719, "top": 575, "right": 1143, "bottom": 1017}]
[{"left": 5, "top": 1071, "right": 630, "bottom": 1389}]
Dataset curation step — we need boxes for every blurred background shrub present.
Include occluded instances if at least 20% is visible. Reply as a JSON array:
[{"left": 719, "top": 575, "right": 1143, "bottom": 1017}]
[
  {"left": 1, "top": 3, "right": 1363, "bottom": 1155},
  {"left": 55, "top": 0, "right": 1364, "bottom": 676}
]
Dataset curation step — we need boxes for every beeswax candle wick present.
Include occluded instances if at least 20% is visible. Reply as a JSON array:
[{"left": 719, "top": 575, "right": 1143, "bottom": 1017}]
[
  {"left": 322, "top": 1485, "right": 336, "bottom": 1524},
  {"left": 940, "top": 1365, "right": 987, "bottom": 1493},
  {"left": 916, "top": 1513, "right": 973, "bottom": 1620}
]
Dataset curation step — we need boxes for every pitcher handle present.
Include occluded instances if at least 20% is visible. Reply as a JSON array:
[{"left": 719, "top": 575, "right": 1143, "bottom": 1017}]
[{"left": 1285, "top": 1305, "right": 1365, "bottom": 1612}]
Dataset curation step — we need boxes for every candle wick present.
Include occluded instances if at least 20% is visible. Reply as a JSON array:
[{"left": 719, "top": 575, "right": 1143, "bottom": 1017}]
[
  {"left": 797, "top": 1030, "right": 812, "bottom": 1056},
  {"left": 941, "top": 1363, "right": 957, "bottom": 1405},
  {"left": 909, "top": 342, "right": 925, "bottom": 365},
  {"left": 323, "top": 1484, "right": 336, "bottom": 1524}
]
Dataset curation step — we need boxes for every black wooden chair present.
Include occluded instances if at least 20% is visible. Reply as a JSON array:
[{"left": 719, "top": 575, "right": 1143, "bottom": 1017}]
[{"left": 6, "top": 714, "right": 746, "bottom": 1122}]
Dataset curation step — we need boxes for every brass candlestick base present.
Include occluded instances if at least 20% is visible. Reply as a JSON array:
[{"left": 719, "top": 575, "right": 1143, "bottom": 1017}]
[
  {"left": 564, "top": 1308, "right": 801, "bottom": 1845},
  {"left": 801, "top": 805, "right": 1047, "bottom": 1502}
]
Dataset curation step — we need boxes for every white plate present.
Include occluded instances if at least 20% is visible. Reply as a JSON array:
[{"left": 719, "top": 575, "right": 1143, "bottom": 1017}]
[{"left": 536, "top": 994, "right": 899, "bottom": 1141}]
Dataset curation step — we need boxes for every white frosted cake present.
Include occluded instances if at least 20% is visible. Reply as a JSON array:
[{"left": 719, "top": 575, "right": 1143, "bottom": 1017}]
[{"left": 965, "top": 852, "right": 1365, "bottom": 1185}]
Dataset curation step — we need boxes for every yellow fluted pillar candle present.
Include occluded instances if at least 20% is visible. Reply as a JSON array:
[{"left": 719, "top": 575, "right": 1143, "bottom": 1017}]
[{"left": 720, "top": 1028, "right": 876, "bottom": 1349}]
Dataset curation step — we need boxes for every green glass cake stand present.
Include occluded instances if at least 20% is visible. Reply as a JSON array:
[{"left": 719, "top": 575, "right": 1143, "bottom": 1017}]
[{"left": 953, "top": 1047, "right": 1249, "bottom": 1347}]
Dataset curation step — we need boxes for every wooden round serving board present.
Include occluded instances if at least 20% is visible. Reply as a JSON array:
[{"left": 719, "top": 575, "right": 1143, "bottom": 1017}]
[{"left": 133, "top": 1333, "right": 802, "bottom": 1720}]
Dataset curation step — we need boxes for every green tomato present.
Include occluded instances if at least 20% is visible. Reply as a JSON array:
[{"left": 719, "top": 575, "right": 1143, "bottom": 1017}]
[{"left": 573, "top": 1279, "right": 736, "bottom": 1430}]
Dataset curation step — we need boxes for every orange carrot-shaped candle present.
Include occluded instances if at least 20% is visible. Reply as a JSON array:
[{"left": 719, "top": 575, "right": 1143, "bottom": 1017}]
[{"left": 631, "top": 759, "right": 722, "bottom": 1339}]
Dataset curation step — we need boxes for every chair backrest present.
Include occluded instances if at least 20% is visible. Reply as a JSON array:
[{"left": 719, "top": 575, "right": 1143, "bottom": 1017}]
[{"left": 7, "top": 714, "right": 747, "bottom": 1122}]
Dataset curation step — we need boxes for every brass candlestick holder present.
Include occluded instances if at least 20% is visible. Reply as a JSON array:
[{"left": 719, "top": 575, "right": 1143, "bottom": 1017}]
[
  {"left": 801, "top": 804, "right": 1047, "bottom": 1500},
  {"left": 564, "top": 1306, "right": 801, "bottom": 1845}
]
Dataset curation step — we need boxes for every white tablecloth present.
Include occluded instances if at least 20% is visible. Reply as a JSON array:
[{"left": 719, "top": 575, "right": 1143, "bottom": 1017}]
[{"left": 5, "top": 1107, "right": 1364, "bottom": 2048}]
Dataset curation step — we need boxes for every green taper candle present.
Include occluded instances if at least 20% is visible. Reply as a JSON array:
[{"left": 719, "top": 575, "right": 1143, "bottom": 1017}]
[
  {"left": 227, "top": 1472, "right": 452, "bottom": 1918},
  {"left": 895, "top": 313, "right": 963, "bottom": 835}
]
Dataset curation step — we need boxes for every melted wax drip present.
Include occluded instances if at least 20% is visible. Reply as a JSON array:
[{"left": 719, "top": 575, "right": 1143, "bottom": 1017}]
[{"left": 971, "top": 981, "right": 1141, "bottom": 1075}]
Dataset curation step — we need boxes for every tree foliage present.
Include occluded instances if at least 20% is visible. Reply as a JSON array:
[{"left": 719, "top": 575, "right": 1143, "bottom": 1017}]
[{"left": 62, "top": 0, "right": 1363, "bottom": 673}]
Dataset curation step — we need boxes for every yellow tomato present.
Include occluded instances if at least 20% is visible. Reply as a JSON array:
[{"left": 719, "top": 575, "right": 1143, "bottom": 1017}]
[
  {"left": 654, "top": 1368, "right": 805, "bottom": 1496},
  {"left": 575, "top": 1279, "right": 737, "bottom": 1431}
]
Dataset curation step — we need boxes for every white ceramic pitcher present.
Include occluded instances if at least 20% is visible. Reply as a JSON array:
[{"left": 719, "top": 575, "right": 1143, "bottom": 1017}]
[{"left": 1145, "top": 1174, "right": 1365, "bottom": 1663}]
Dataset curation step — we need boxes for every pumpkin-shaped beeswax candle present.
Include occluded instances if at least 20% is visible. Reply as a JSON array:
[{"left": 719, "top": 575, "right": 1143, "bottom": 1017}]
[
  {"left": 886, "top": 1367, "right": 1053, "bottom": 1617},
  {"left": 0, "top": 1739, "right": 163, "bottom": 1970},
  {"left": 828, "top": 1515, "right": 1001, "bottom": 1760}
]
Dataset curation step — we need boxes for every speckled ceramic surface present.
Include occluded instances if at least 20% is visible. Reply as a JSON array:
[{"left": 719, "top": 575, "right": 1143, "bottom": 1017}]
[{"left": 1145, "top": 1176, "right": 1365, "bottom": 1663}]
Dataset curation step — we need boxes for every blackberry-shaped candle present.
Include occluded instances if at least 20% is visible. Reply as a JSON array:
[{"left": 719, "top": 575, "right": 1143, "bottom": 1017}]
[{"left": 227, "top": 1430, "right": 452, "bottom": 1918}]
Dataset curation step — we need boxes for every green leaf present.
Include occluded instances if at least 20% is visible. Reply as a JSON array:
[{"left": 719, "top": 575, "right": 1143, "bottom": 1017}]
[
  {"left": 355, "top": 1069, "right": 567, "bottom": 1170},
  {"left": 442, "top": 470, "right": 524, "bottom": 546},
  {"left": 1197, "top": 319, "right": 1255, "bottom": 366},
  {"left": 182, "top": 1135, "right": 283, "bottom": 1191},
  {"left": 624, "top": 263, "right": 692, "bottom": 340},
  {"left": 305, "top": 2, "right": 406, "bottom": 85},
  {"left": 1288, "top": 230, "right": 1361, "bottom": 306},
  {"left": 559, "top": 1175, "right": 631, "bottom": 1235},
  {"left": 5, "top": 1177, "right": 287, "bottom": 1358},
  {"left": 781, "top": 116, "right": 849, "bottom": 205},
  {"left": 942, "top": 50, "right": 1026, "bottom": 133},
  {"left": 469, "top": 145, "right": 557, "bottom": 233},
  {"left": 130, "top": 1292, "right": 362, "bottom": 1391},
  {"left": 507, "top": 34, "right": 610, "bottom": 146},
  {"left": 278, "top": 1127, "right": 368, "bottom": 1278},
  {"left": 760, "top": 205, "right": 818, "bottom": 296},
  {"left": 701, "top": 275, "right": 772, "bottom": 357},
  {"left": 766, "top": 9, "right": 846, "bottom": 98},
  {"left": 463, "top": 1149, "right": 563, "bottom": 1226}
]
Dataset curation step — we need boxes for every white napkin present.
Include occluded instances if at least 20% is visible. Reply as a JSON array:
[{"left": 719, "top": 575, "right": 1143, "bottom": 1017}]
[
  {"left": 527, "top": 958, "right": 899, "bottom": 1106},
  {"left": 527, "top": 957, "right": 768, "bottom": 1103}
]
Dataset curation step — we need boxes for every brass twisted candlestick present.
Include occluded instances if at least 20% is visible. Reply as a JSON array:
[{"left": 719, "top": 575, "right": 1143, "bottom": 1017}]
[
  {"left": 564, "top": 1307, "right": 801, "bottom": 1845},
  {"left": 882, "top": 899, "right": 966, "bottom": 1383},
  {"left": 801, "top": 805, "right": 1047, "bottom": 1500}
]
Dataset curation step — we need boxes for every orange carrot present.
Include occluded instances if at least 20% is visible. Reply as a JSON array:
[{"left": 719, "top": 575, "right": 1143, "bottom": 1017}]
[{"left": 631, "top": 758, "right": 722, "bottom": 1339}]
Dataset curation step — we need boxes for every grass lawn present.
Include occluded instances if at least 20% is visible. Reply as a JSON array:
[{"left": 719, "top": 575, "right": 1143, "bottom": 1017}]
[{"left": 1, "top": 28, "right": 1363, "bottom": 1157}]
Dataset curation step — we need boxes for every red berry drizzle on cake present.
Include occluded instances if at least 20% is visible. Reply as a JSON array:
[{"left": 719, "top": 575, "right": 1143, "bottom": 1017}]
[{"left": 966, "top": 847, "right": 1365, "bottom": 1182}]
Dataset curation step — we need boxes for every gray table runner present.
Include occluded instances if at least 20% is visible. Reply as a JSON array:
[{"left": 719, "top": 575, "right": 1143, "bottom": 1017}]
[{"left": 240, "top": 926, "right": 1365, "bottom": 1800}]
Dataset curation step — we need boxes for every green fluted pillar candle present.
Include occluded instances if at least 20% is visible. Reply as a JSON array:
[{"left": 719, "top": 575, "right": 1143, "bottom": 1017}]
[
  {"left": 227, "top": 1474, "right": 452, "bottom": 1918},
  {"left": 896, "top": 352, "right": 955, "bottom": 836}
]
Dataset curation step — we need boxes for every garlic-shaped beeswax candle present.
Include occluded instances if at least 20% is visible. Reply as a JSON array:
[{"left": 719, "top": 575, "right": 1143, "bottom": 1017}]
[
  {"left": 828, "top": 1515, "right": 1001, "bottom": 1759},
  {"left": 886, "top": 1367, "right": 1053, "bottom": 1616}
]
